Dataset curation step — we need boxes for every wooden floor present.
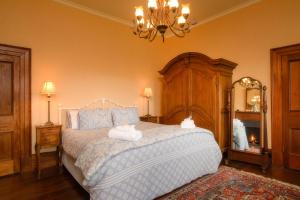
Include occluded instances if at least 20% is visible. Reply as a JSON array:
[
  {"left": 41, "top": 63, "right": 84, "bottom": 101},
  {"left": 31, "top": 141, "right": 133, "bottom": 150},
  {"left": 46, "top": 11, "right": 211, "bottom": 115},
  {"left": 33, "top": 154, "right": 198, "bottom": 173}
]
[{"left": 0, "top": 161, "right": 300, "bottom": 200}]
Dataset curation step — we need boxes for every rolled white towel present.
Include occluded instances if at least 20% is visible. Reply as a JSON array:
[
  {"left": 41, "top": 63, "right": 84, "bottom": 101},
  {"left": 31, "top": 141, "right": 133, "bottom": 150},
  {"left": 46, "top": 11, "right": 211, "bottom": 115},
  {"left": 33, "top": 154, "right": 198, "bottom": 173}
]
[
  {"left": 108, "top": 125, "right": 142, "bottom": 141},
  {"left": 181, "top": 116, "right": 196, "bottom": 129},
  {"left": 115, "top": 124, "right": 136, "bottom": 132}
]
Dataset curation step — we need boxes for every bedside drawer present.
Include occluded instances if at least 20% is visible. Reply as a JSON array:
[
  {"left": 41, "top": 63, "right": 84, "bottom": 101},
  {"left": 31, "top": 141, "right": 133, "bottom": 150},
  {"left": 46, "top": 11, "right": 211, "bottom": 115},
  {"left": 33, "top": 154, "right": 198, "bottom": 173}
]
[
  {"left": 36, "top": 126, "right": 61, "bottom": 146},
  {"left": 39, "top": 127, "right": 60, "bottom": 135},
  {"left": 40, "top": 132, "right": 59, "bottom": 146}
]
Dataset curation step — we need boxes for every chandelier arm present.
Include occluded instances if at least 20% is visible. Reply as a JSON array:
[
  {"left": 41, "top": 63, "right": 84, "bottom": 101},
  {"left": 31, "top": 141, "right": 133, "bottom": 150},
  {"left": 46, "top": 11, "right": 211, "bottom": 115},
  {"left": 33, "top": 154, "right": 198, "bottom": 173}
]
[
  {"left": 138, "top": 29, "right": 151, "bottom": 39},
  {"left": 167, "top": 14, "right": 177, "bottom": 28},
  {"left": 164, "top": 6, "right": 169, "bottom": 26},
  {"left": 172, "top": 21, "right": 191, "bottom": 33},
  {"left": 148, "top": 6, "right": 158, "bottom": 28},
  {"left": 149, "top": 29, "right": 158, "bottom": 42},
  {"left": 147, "top": 10, "right": 155, "bottom": 27},
  {"left": 169, "top": 26, "right": 185, "bottom": 37},
  {"left": 152, "top": 10, "right": 159, "bottom": 28},
  {"left": 168, "top": 7, "right": 181, "bottom": 28}
]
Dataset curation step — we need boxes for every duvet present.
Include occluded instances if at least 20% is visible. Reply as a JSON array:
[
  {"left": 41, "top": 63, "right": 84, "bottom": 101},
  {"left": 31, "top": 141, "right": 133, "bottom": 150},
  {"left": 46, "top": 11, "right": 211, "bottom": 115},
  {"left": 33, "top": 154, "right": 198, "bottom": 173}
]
[{"left": 62, "top": 122, "right": 222, "bottom": 200}]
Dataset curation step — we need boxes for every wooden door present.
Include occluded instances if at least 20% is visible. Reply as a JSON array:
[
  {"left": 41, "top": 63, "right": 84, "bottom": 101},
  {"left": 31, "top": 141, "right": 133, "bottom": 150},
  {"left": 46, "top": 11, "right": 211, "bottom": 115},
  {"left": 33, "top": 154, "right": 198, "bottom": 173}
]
[
  {"left": 0, "top": 54, "right": 21, "bottom": 176},
  {"left": 282, "top": 53, "right": 300, "bottom": 170},
  {"left": 189, "top": 65, "right": 217, "bottom": 133},
  {"left": 271, "top": 44, "right": 300, "bottom": 170},
  {"left": 0, "top": 44, "right": 31, "bottom": 176},
  {"left": 162, "top": 64, "right": 189, "bottom": 124}
]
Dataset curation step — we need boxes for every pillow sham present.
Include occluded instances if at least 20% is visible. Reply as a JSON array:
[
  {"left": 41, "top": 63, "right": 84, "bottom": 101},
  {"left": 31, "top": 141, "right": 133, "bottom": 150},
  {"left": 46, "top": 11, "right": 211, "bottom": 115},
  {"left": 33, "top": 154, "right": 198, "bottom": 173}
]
[
  {"left": 111, "top": 107, "right": 140, "bottom": 126},
  {"left": 79, "top": 108, "right": 113, "bottom": 130},
  {"left": 67, "top": 110, "right": 79, "bottom": 129}
]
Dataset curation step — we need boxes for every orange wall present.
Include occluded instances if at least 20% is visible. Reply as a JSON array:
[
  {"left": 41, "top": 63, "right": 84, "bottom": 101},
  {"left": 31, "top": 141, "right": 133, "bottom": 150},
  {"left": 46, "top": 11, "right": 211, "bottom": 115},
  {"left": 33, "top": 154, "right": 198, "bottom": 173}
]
[
  {"left": 0, "top": 0, "right": 162, "bottom": 152},
  {"left": 155, "top": 0, "right": 300, "bottom": 148},
  {"left": 1, "top": 0, "right": 299, "bottom": 151}
]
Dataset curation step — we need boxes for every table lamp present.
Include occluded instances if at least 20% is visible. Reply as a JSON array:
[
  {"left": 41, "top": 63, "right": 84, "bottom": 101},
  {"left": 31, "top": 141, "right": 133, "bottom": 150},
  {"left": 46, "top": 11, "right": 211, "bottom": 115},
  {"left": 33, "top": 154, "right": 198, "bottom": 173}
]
[
  {"left": 41, "top": 81, "right": 56, "bottom": 126},
  {"left": 144, "top": 87, "right": 152, "bottom": 117}
]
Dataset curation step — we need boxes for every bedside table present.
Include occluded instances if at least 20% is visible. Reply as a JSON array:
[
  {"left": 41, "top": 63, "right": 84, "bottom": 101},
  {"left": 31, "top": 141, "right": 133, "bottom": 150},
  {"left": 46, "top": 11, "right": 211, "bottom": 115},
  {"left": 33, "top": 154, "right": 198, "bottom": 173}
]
[
  {"left": 35, "top": 124, "right": 62, "bottom": 179},
  {"left": 140, "top": 116, "right": 160, "bottom": 123}
]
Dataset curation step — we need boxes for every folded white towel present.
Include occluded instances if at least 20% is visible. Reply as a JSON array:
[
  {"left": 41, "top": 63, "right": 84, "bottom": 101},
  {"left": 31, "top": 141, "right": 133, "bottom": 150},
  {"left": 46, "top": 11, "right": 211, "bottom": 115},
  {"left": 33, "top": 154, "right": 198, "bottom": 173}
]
[
  {"left": 181, "top": 116, "right": 196, "bottom": 129},
  {"left": 115, "top": 124, "right": 136, "bottom": 132},
  {"left": 108, "top": 125, "right": 143, "bottom": 141}
]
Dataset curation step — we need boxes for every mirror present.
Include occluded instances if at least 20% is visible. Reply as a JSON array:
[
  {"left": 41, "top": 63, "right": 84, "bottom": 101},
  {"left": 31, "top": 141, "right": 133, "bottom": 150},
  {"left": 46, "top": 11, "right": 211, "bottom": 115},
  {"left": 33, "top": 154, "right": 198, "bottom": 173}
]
[
  {"left": 230, "top": 77, "right": 264, "bottom": 154},
  {"left": 246, "top": 88, "right": 261, "bottom": 111}
]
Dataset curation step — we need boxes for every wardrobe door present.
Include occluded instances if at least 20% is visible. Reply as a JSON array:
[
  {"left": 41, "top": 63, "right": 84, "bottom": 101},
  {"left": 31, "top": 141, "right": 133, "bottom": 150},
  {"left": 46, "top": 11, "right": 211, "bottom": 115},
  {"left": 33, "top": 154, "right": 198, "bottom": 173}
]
[
  {"left": 162, "top": 66, "right": 188, "bottom": 124},
  {"left": 189, "top": 66, "right": 217, "bottom": 133}
]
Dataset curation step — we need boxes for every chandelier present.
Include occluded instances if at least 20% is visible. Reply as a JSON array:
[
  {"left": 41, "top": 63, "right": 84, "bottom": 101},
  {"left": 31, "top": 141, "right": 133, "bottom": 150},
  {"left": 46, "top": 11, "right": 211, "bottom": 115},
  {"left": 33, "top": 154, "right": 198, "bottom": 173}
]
[{"left": 133, "top": 0, "right": 193, "bottom": 42}]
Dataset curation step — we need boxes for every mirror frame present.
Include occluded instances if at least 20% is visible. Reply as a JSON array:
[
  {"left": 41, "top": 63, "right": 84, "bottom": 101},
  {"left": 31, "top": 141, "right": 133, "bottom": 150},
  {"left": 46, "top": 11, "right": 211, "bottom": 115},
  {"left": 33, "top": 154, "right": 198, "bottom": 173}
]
[{"left": 226, "top": 76, "right": 270, "bottom": 172}]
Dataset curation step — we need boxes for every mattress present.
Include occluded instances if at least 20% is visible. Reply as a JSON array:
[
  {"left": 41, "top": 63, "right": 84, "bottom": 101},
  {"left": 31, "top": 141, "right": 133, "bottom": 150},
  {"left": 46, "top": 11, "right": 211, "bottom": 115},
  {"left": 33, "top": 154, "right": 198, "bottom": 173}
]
[{"left": 62, "top": 122, "right": 222, "bottom": 200}]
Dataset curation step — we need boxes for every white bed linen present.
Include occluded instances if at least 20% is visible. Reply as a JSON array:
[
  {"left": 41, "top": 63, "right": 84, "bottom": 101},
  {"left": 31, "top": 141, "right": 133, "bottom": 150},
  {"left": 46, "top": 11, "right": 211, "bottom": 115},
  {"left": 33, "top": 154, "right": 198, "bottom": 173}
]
[{"left": 62, "top": 122, "right": 222, "bottom": 200}]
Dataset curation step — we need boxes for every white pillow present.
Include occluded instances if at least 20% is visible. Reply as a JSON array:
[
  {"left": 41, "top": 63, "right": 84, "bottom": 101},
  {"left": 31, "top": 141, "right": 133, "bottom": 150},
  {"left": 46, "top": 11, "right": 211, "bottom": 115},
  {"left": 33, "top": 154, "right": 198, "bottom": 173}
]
[
  {"left": 67, "top": 110, "right": 79, "bottom": 129},
  {"left": 111, "top": 107, "right": 140, "bottom": 126},
  {"left": 78, "top": 108, "right": 113, "bottom": 130}
]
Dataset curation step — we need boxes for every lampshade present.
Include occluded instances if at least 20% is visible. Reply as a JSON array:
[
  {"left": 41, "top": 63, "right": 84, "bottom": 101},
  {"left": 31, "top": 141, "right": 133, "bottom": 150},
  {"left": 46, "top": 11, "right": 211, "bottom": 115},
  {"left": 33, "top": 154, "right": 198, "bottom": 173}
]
[
  {"left": 144, "top": 88, "right": 152, "bottom": 98},
  {"left": 41, "top": 81, "right": 56, "bottom": 96}
]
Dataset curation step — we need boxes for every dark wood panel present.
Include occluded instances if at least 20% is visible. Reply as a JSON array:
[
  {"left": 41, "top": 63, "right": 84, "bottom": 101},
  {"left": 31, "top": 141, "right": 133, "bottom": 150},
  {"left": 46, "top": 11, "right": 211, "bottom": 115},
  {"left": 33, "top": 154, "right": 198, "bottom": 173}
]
[
  {"left": 287, "top": 128, "right": 300, "bottom": 170},
  {"left": 289, "top": 60, "right": 300, "bottom": 111},
  {"left": 0, "top": 62, "right": 13, "bottom": 116},
  {"left": 0, "top": 132, "right": 12, "bottom": 160},
  {"left": 289, "top": 129, "right": 300, "bottom": 154}
]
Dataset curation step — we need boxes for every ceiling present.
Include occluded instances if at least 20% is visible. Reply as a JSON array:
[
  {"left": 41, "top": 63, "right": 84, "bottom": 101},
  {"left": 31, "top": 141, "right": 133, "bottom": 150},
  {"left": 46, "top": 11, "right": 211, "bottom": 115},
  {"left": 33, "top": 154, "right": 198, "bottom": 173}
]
[{"left": 54, "top": 0, "right": 260, "bottom": 27}]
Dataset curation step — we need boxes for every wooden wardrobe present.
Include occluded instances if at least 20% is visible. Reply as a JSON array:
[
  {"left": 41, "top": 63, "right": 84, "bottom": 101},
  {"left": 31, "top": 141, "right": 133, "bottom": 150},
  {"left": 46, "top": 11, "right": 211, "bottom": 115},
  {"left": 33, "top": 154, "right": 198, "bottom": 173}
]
[{"left": 159, "top": 52, "right": 237, "bottom": 151}]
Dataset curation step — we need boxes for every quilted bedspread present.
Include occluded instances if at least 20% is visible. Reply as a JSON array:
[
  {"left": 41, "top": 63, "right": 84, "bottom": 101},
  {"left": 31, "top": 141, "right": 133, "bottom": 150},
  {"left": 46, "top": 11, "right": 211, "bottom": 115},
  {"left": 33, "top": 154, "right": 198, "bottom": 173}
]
[{"left": 62, "top": 122, "right": 222, "bottom": 200}]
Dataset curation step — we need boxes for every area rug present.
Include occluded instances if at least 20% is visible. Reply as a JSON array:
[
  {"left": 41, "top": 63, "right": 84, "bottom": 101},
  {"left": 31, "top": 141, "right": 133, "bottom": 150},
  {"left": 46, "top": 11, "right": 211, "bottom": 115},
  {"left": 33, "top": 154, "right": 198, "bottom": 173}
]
[{"left": 160, "top": 166, "right": 300, "bottom": 200}]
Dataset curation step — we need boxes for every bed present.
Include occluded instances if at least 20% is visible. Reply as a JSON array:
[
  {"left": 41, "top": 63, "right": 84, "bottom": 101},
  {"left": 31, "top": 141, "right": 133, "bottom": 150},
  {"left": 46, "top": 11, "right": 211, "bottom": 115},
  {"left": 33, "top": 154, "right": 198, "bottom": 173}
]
[{"left": 58, "top": 98, "right": 222, "bottom": 200}]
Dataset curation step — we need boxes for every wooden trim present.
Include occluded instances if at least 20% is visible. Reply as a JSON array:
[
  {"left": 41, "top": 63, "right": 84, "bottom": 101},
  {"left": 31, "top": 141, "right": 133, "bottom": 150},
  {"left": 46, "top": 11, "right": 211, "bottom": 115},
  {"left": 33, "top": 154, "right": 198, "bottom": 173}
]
[
  {"left": 0, "top": 44, "right": 31, "bottom": 174},
  {"left": 228, "top": 149, "right": 270, "bottom": 172},
  {"left": 235, "top": 111, "right": 260, "bottom": 121},
  {"left": 271, "top": 43, "right": 300, "bottom": 167},
  {"left": 159, "top": 52, "right": 237, "bottom": 75}
]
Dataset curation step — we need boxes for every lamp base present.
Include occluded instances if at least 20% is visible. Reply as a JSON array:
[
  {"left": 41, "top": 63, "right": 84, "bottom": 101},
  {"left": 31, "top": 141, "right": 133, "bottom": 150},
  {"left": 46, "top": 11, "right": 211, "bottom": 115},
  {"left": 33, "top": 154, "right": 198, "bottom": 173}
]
[
  {"left": 44, "top": 121, "right": 54, "bottom": 126},
  {"left": 144, "top": 114, "right": 152, "bottom": 118}
]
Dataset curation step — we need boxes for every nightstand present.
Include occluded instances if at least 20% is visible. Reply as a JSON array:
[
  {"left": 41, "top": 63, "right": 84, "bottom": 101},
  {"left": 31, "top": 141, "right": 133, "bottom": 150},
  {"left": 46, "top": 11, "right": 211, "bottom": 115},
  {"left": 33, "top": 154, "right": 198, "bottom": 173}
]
[
  {"left": 140, "top": 116, "right": 160, "bottom": 123},
  {"left": 35, "top": 124, "right": 62, "bottom": 179}
]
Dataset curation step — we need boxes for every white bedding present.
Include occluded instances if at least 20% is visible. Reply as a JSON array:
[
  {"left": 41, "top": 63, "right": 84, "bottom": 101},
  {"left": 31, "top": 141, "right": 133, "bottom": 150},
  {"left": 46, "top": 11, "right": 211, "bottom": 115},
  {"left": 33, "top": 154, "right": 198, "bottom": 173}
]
[{"left": 62, "top": 122, "right": 222, "bottom": 200}]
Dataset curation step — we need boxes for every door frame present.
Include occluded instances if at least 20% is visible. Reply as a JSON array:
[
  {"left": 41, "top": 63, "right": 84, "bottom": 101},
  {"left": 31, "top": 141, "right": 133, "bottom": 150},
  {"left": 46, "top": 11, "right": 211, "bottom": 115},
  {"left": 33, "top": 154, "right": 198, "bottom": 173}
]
[
  {"left": 0, "top": 44, "right": 31, "bottom": 173},
  {"left": 271, "top": 43, "right": 300, "bottom": 167}
]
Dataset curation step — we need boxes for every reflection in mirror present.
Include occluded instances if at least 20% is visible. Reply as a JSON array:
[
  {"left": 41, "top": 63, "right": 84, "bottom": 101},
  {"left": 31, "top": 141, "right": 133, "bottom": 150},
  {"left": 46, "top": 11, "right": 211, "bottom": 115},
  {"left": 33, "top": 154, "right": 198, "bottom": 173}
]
[
  {"left": 231, "top": 77, "right": 262, "bottom": 154},
  {"left": 246, "top": 88, "right": 260, "bottom": 111}
]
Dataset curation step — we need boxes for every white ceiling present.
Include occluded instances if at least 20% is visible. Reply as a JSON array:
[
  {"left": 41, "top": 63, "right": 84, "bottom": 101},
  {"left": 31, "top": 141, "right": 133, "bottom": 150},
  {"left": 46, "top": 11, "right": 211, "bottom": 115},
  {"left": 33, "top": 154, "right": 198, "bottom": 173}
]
[{"left": 54, "top": 0, "right": 260, "bottom": 27}]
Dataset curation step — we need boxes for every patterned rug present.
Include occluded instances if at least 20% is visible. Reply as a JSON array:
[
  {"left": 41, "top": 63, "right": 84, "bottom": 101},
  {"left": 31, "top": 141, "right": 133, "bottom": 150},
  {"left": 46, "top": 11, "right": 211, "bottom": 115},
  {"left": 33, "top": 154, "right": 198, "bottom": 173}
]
[{"left": 160, "top": 166, "right": 300, "bottom": 200}]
